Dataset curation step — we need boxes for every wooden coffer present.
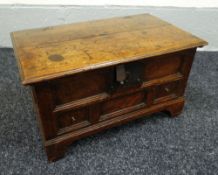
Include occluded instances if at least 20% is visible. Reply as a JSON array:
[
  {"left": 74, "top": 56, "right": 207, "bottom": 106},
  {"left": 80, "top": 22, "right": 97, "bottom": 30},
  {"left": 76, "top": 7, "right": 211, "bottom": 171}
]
[{"left": 11, "top": 14, "right": 207, "bottom": 162}]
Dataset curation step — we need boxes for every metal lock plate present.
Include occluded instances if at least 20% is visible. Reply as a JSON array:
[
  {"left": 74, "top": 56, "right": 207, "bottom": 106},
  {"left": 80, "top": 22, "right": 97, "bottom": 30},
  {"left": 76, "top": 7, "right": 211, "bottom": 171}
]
[
  {"left": 109, "top": 62, "right": 144, "bottom": 92},
  {"left": 116, "top": 65, "right": 126, "bottom": 85}
]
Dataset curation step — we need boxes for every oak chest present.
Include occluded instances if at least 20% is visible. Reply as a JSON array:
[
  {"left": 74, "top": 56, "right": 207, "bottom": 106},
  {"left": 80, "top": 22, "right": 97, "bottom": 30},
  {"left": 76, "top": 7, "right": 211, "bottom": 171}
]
[{"left": 11, "top": 14, "right": 207, "bottom": 162}]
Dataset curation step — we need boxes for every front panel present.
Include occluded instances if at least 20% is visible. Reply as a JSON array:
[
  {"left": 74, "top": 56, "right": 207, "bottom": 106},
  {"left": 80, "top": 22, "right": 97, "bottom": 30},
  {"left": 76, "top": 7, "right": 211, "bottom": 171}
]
[{"left": 32, "top": 49, "right": 196, "bottom": 140}]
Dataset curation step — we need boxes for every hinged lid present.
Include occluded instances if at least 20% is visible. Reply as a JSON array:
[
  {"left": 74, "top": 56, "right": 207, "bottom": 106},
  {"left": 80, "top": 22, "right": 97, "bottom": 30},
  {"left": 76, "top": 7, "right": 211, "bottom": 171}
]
[{"left": 11, "top": 13, "right": 208, "bottom": 85}]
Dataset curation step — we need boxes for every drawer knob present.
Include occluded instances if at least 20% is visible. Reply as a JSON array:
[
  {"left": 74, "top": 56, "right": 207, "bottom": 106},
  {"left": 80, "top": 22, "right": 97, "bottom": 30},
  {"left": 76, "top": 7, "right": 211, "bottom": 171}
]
[
  {"left": 72, "top": 116, "right": 76, "bottom": 122},
  {"left": 165, "top": 87, "right": 170, "bottom": 92}
]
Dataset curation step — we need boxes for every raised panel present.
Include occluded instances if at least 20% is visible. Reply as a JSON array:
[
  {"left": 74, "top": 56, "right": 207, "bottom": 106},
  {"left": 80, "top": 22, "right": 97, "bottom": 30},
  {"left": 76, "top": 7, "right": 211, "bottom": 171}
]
[
  {"left": 154, "top": 80, "right": 181, "bottom": 104},
  {"left": 50, "top": 68, "right": 112, "bottom": 105},
  {"left": 55, "top": 107, "right": 90, "bottom": 135},
  {"left": 100, "top": 91, "right": 146, "bottom": 120},
  {"left": 144, "top": 52, "right": 182, "bottom": 81}
]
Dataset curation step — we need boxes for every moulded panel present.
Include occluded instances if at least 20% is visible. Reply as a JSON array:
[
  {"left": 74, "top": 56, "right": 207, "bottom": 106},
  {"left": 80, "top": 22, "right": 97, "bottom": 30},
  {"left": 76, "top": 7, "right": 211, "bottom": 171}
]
[
  {"left": 100, "top": 91, "right": 146, "bottom": 120},
  {"left": 50, "top": 68, "right": 112, "bottom": 105},
  {"left": 154, "top": 80, "right": 181, "bottom": 104},
  {"left": 55, "top": 107, "right": 90, "bottom": 135},
  {"left": 144, "top": 52, "right": 182, "bottom": 81}
]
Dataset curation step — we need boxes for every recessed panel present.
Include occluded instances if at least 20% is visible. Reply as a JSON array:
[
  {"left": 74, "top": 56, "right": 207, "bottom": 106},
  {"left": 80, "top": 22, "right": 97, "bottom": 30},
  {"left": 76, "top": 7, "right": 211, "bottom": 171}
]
[
  {"left": 55, "top": 107, "right": 90, "bottom": 134},
  {"left": 144, "top": 53, "right": 182, "bottom": 80},
  {"left": 154, "top": 80, "right": 181, "bottom": 103},
  {"left": 50, "top": 68, "right": 112, "bottom": 105},
  {"left": 101, "top": 91, "right": 146, "bottom": 116}
]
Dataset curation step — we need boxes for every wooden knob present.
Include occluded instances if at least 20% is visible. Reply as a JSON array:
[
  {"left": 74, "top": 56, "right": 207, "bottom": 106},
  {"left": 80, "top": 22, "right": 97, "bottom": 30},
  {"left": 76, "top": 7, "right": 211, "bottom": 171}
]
[
  {"left": 72, "top": 116, "right": 76, "bottom": 122},
  {"left": 165, "top": 87, "right": 170, "bottom": 92}
]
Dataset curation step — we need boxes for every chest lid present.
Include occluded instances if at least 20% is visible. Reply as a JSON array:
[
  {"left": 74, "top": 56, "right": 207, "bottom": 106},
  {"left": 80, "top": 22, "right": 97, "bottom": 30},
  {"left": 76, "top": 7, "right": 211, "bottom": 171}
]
[{"left": 11, "top": 13, "right": 207, "bottom": 85}]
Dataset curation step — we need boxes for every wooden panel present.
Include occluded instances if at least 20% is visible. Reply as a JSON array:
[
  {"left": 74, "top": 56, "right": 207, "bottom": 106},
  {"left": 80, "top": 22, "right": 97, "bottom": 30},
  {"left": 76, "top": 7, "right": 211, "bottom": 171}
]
[
  {"left": 101, "top": 91, "right": 146, "bottom": 117},
  {"left": 50, "top": 69, "right": 111, "bottom": 104},
  {"left": 54, "top": 93, "right": 109, "bottom": 113},
  {"left": 144, "top": 52, "right": 182, "bottom": 80},
  {"left": 32, "top": 83, "right": 58, "bottom": 140},
  {"left": 154, "top": 80, "right": 181, "bottom": 104},
  {"left": 11, "top": 14, "right": 207, "bottom": 85},
  {"left": 56, "top": 107, "right": 89, "bottom": 129}
]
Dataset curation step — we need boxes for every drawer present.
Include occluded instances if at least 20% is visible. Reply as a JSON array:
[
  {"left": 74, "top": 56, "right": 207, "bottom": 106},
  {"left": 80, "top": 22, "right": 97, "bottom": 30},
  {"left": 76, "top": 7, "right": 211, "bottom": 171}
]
[
  {"left": 100, "top": 91, "right": 147, "bottom": 121},
  {"left": 154, "top": 80, "right": 181, "bottom": 104},
  {"left": 55, "top": 107, "right": 90, "bottom": 135}
]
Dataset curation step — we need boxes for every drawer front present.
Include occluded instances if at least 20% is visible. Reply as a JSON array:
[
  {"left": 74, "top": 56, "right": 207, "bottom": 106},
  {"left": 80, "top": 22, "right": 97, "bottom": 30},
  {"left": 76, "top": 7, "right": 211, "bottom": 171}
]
[
  {"left": 154, "top": 80, "right": 181, "bottom": 104},
  {"left": 54, "top": 91, "right": 147, "bottom": 135},
  {"left": 54, "top": 107, "right": 90, "bottom": 135},
  {"left": 100, "top": 91, "right": 147, "bottom": 121}
]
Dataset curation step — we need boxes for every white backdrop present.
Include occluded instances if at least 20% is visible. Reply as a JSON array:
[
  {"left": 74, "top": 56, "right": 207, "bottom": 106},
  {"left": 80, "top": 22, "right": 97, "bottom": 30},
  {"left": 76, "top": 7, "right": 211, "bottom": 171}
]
[
  {"left": 0, "top": 1, "right": 217, "bottom": 50},
  {"left": 0, "top": 0, "right": 218, "bottom": 7}
]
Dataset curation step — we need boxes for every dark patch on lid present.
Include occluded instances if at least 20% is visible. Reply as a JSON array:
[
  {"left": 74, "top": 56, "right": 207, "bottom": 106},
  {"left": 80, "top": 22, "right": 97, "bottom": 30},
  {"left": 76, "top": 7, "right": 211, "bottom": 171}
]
[
  {"left": 48, "top": 54, "right": 64, "bottom": 62},
  {"left": 99, "top": 33, "right": 107, "bottom": 36}
]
